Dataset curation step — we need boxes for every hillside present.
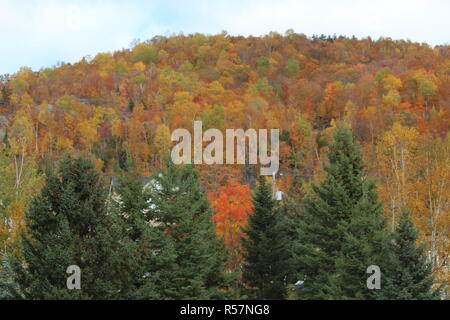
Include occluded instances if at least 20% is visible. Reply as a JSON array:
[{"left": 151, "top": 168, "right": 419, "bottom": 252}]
[{"left": 0, "top": 32, "right": 448, "bottom": 293}]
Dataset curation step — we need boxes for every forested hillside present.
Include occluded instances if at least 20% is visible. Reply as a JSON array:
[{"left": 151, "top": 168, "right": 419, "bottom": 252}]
[{"left": 0, "top": 32, "right": 448, "bottom": 298}]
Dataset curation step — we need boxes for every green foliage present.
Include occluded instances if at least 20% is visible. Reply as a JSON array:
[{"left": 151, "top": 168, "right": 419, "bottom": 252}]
[
  {"left": 9, "top": 156, "right": 134, "bottom": 299},
  {"left": 179, "top": 60, "right": 194, "bottom": 73},
  {"left": 147, "top": 163, "right": 234, "bottom": 299},
  {"left": 330, "top": 183, "right": 390, "bottom": 299},
  {"left": 115, "top": 59, "right": 130, "bottom": 76},
  {"left": 10, "top": 77, "right": 29, "bottom": 95},
  {"left": 111, "top": 164, "right": 174, "bottom": 299},
  {"left": 0, "top": 32, "right": 447, "bottom": 301},
  {"left": 419, "top": 80, "right": 437, "bottom": 99},
  {"left": 256, "top": 56, "right": 270, "bottom": 76},
  {"left": 375, "top": 67, "right": 392, "bottom": 85},
  {"left": 128, "top": 99, "right": 135, "bottom": 112},
  {"left": 382, "top": 89, "right": 401, "bottom": 108},
  {"left": 201, "top": 105, "right": 226, "bottom": 130},
  {"left": 242, "top": 177, "right": 294, "bottom": 299},
  {"left": 284, "top": 58, "right": 300, "bottom": 77},
  {"left": 378, "top": 209, "right": 440, "bottom": 300},
  {"left": 250, "top": 78, "right": 272, "bottom": 94},
  {"left": 295, "top": 125, "right": 390, "bottom": 299},
  {"left": 0, "top": 146, "right": 43, "bottom": 254},
  {"left": 132, "top": 43, "right": 160, "bottom": 65},
  {"left": 0, "top": 255, "right": 21, "bottom": 299},
  {"left": 256, "top": 56, "right": 270, "bottom": 69},
  {"left": 56, "top": 95, "right": 75, "bottom": 112},
  {"left": 0, "top": 85, "right": 11, "bottom": 105}
]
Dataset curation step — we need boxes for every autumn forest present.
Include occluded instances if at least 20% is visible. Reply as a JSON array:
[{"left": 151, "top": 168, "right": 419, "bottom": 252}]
[{"left": 0, "top": 31, "right": 448, "bottom": 299}]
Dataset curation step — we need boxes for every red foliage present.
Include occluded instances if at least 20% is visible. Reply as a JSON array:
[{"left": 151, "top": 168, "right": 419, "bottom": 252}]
[{"left": 209, "top": 180, "right": 253, "bottom": 270}]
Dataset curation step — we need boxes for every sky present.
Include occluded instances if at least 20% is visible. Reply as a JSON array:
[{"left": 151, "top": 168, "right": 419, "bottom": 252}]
[{"left": 0, "top": 0, "right": 449, "bottom": 75}]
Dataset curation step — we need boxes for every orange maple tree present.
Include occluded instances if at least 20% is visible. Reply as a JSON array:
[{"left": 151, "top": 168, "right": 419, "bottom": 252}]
[{"left": 209, "top": 180, "right": 253, "bottom": 270}]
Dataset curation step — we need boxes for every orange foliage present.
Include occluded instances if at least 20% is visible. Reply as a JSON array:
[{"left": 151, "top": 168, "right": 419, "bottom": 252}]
[{"left": 209, "top": 180, "right": 253, "bottom": 270}]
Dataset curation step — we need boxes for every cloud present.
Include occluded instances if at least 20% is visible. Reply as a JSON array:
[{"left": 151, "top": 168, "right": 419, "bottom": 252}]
[{"left": 0, "top": 0, "right": 448, "bottom": 74}]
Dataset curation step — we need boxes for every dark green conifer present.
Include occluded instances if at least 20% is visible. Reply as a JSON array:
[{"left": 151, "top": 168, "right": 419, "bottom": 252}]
[
  {"left": 10, "top": 156, "right": 133, "bottom": 299},
  {"left": 378, "top": 209, "right": 440, "bottom": 300},
  {"left": 242, "top": 177, "right": 294, "bottom": 299},
  {"left": 148, "top": 163, "right": 233, "bottom": 299},
  {"left": 295, "top": 125, "right": 389, "bottom": 299}
]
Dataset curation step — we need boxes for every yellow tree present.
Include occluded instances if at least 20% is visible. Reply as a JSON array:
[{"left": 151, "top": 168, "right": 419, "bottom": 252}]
[
  {"left": 410, "top": 134, "right": 450, "bottom": 294},
  {"left": 382, "top": 89, "right": 401, "bottom": 111},
  {"left": 167, "top": 91, "right": 201, "bottom": 128},
  {"left": 9, "top": 108, "right": 35, "bottom": 191},
  {"left": 153, "top": 123, "right": 171, "bottom": 168},
  {"left": 382, "top": 74, "right": 402, "bottom": 91},
  {"left": 0, "top": 133, "right": 42, "bottom": 254},
  {"left": 376, "top": 122, "right": 419, "bottom": 230}
]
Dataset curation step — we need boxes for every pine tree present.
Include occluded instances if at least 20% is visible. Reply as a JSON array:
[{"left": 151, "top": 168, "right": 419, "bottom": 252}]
[
  {"left": 378, "top": 209, "right": 440, "bottom": 300},
  {"left": 295, "top": 125, "right": 389, "bottom": 299},
  {"left": 148, "top": 163, "right": 233, "bottom": 299},
  {"left": 242, "top": 176, "right": 294, "bottom": 300},
  {"left": 9, "top": 155, "right": 134, "bottom": 299}
]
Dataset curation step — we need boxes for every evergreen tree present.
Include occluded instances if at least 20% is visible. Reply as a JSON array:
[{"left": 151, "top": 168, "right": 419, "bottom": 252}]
[
  {"left": 295, "top": 125, "right": 389, "bottom": 299},
  {"left": 0, "top": 84, "right": 10, "bottom": 106},
  {"left": 330, "top": 182, "right": 390, "bottom": 299},
  {"left": 148, "top": 163, "right": 233, "bottom": 299},
  {"left": 10, "top": 155, "right": 134, "bottom": 299},
  {"left": 0, "top": 255, "right": 21, "bottom": 299},
  {"left": 242, "top": 176, "right": 294, "bottom": 300},
  {"left": 111, "top": 162, "right": 176, "bottom": 299},
  {"left": 113, "top": 159, "right": 151, "bottom": 241},
  {"left": 128, "top": 99, "right": 135, "bottom": 112},
  {"left": 378, "top": 209, "right": 440, "bottom": 300}
]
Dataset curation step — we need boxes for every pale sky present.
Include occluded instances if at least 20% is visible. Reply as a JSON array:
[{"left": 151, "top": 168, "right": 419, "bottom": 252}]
[{"left": 0, "top": 0, "right": 448, "bottom": 74}]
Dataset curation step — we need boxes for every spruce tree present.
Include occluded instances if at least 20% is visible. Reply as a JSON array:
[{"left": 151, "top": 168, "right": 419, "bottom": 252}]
[
  {"left": 148, "top": 163, "right": 232, "bottom": 299},
  {"left": 295, "top": 125, "right": 389, "bottom": 299},
  {"left": 10, "top": 155, "right": 134, "bottom": 299},
  {"left": 0, "top": 255, "right": 21, "bottom": 299},
  {"left": 330, "top": 183, "right": 390, "bottom": 299},
  {"left": 113, "top": 160, "right": 152, "bottom": 241},
  {"left": 378, "top": 209, "right": 440, "bottom": 300},
  {"left": 111, "top": 163, "right": 176, "bottom": 299},
  {"left": 242, "top": 177, "right": 294, "bottom": 300}
]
